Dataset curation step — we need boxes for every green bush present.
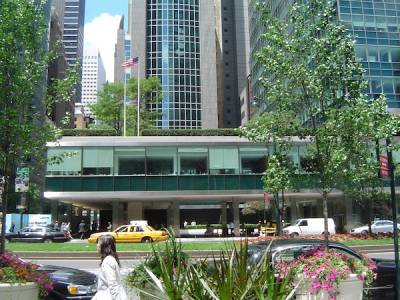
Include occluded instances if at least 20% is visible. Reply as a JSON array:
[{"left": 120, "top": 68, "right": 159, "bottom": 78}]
[
  {"left": 62, "top": 129, "right": 118, "bottom": 136},
  {"left": 183, "top": 224, "right": 258, "bottom": 229},
  {"left": 142, "top": 128, "right": 239, "bottom": 136},
  {"left": 126, "top": 228, "right": 292, "bottom": 300}
]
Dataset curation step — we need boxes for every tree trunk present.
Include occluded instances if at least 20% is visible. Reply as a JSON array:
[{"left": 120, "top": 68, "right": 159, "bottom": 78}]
[
  {"left": 367, "top": 196, "right": 372, "bottom": 234},
  {"left": 322, "top": 190, "right": 329, "bottom": 247}
]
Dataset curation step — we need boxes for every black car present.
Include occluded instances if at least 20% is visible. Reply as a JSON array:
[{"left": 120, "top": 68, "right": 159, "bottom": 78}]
[
  {"left": 248, "top": 239, "right": 395, "bottom": 300},
  {"left": 5, "top": 226, "right": 71, "bottom": 243},
  {"left": 39, "top": 265, "right": 97, "bottom": 300}
]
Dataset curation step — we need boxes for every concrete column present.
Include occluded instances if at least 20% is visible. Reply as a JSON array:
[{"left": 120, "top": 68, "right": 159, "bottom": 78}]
[
  {"left": 127, "top": 202, "right": 143, "bottom": 221},
  {"left": 233, "top": 201, "right": 240, "bottom": 237},
  {"left": 51, "top": 200, "right": 58, "bottom": 223},
  {"left": 112, "top": 201, "right": 124, "bottom": 229},
  {"left": 221, "top": 202, "right": 227, "bottom": 236},
  {"left": 289, "top": 198, "right": 298, "bottom": 223},
  {"left": 167, "top": 202, "right": 180, "bottom": 237}
]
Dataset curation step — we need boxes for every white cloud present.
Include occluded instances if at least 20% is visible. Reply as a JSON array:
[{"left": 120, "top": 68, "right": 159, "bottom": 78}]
[{"left": 84, "top": 13, "right": 122, "bottom": 82}]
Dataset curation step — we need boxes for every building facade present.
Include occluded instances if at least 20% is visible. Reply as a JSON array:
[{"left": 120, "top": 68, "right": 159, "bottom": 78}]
[
  {"left": 130, "top": 0, "right": 219, "bottom": 129},
  {"left": 114, "top": 16, "right": 132, "bottom": 84},
  {"left": 55, "top": 0, "right": 85, "bottom": 102},
  {"left": 81, "top": 48, "right": 106, "bottom": 118},
  {"left": 249, "top": 0, "right": 400, "bottom": 116},
  {"left": 48, "top": 1, "right": 74, "bottom": 127},
  {"left": 44, "top": 135, "right": 400, "bottom": 235}
]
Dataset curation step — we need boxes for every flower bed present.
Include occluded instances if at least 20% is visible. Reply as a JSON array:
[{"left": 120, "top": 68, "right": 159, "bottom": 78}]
[
  {"left": 276, "top": 247, "right": 376, "bottom": 300},
  {"left": 248, "top": 232, "right": 397, "bottom": 244},
  {"left": 0, "top": 251, "right": 54, "bottom": 298}
]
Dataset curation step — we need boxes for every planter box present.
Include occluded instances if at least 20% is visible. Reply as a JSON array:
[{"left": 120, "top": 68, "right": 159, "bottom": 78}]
[
  {"left": 0, "top": 282, "right": 38, "bottom": 300},
  {"left": 295, "top": 274, "right": 363, "bottom": 300}
]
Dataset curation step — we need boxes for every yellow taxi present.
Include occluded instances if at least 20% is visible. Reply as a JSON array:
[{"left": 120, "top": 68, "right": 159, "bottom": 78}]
[{"left": 88, "top": 222, "right": 168, "bottom": 244}]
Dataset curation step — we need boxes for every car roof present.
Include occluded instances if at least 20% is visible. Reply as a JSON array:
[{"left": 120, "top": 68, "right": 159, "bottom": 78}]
[{"left": 250, "top": 239, "right": 349, "bottom": 251}]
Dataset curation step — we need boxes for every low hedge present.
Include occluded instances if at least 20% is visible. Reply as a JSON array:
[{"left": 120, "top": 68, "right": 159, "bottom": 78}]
[
  {"left": 184, "top": 224, "right": 258, "bottom": 229},
  {"left": 142, "top": 128, "right": 239, "bottom": 136},
  {"left": 62, "top": 129, "right": 118, "bottom": 136}
]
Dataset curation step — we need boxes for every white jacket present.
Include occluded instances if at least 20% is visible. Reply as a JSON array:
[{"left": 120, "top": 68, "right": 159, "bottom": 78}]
[{"left": 93, "top": 255, "right": 128, "bottom": 300}]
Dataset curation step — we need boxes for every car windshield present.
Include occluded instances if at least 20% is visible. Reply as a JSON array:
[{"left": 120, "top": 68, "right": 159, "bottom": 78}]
[{"left": 115, "top": 226, "right": 128, "bottom": 233}]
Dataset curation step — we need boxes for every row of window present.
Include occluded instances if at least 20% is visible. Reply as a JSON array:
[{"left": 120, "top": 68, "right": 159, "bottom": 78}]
[{"left": 47, "top": 146, "right": 315, "bottom": 176}]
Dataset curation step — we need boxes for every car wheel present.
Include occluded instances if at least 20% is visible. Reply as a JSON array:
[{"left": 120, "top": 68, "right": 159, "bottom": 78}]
[
  {"left": 44, "top": 239, "right": 53, "bottom": 243},
  {"left": 361, "top": 230, "right": 368, "bottom": 235},
  {"left": 290, "top": 232, "right": 299, "bottom": 237},
  {"left": 141, "top": 237, "right": 153, "bottom": 243}
]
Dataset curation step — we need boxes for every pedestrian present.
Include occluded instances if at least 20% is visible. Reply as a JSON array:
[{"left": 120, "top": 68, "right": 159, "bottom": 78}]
[
  {"left": 9, "top": 222, "right": 15, "bottom": 233},
  {"left": 54, "top": 221, "right": 59, "bottom": 231},
  {"left": 183, "top": 220, "right": 188, "bottom": 227},
  {"left": 106, "top": 221, "right": 112, "bottom": 232},
  {"left": 91, "top": 221, "right": 98, "bottom": 233},
  {"left": 78, "top": 220, "right": 86, "bottom": 240},
  {"left": 92, "top": 235, "right": 127, "bottom": 300}
]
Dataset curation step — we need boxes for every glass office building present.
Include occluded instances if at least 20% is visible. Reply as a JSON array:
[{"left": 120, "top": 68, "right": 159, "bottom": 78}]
[
  {"left": 339, "top": 0, "right": 400, "bottom": 111},
  {"left": 249, "top": 0, "right": 400, "bottom": 114},
  {"left": 146, "top": 0, "right": 201, "bottom": 129}
]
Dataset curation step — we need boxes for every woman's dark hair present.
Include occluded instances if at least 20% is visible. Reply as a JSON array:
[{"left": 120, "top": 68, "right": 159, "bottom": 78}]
[{"left": 98, "top": 234, "right": 120, "bottom": 266}]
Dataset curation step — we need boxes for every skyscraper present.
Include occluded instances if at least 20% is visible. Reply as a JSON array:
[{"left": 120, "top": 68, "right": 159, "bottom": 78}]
[
  {"left": 114, "top": 16, "right": 132, "bottom": 83},
  {"left": 54, "top": 0, "right": 85, "bottom": 102},
  {"left": 129, "top": 0, "right": 219, "bottom": 129},
  {"left": 249, "top": 0, "right": 400, "bottom": 116},
  {"left": 81, "top": 48, "right": 106, "bottom": 118}
]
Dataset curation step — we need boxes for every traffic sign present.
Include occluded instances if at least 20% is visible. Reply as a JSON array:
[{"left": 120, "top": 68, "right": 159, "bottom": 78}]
[{"left": 379, "top": 154, "right": 390, "bottom": 178}]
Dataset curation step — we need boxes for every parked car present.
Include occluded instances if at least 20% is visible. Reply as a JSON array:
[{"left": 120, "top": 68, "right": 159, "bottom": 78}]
[
  {"left": 282, "top": 218, "right": 336, "bottom": 235},
  {"left": 38, "top": 264, "right": 97, "bottom": 300},
  {"left": 248, "top": 239, "right": 395, "bottom": 299},
  {"left": 350, "top": 220, "right": 400, "bottom": 234},
  {"left": 88, "top": 223, "right": 169, "bottom": 243},
  {"left": 5, "top": 226, "right": 71, "bottom": 243}
]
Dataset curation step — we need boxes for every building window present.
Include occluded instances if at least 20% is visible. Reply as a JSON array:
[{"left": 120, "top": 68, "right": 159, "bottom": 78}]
[
  {"left": 146, "top": 147, "right": 177, "bottom": 175},
  {"left": 82, "top": 147, "right": 113, "bottom": 175},
  {"left": 47, "top": 147, "right": 82, "bottom": 176},
  {"left": 114, "top": 148, "right": 145, "bottom": 175},
  {"left": 178, "top": 147, "right": 207, "bottom": 174},
  {"left": 209, "top": 147, "right": 239, "bottom": 174}
]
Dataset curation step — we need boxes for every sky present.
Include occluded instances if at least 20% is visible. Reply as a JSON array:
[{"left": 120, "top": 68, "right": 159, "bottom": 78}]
[{"left": 84, "top": 0, "right": 128, "bottom": 82}]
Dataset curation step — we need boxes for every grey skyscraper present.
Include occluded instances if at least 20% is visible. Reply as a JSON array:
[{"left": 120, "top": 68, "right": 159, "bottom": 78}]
[
  {"left": 216, "top": 0, "right": 251, "bottom": 127},
  {"left": 114, "top": 17, "right": 132, "bottom": 83},
  {"left": 54, "top": 0, "right": 85, "bottom": 102},
  {"left": 129, "top": 0, "right": 219, "bottom": 129},
  {"left": 249, "top": 0, "right": 400, "bottom": 116}
]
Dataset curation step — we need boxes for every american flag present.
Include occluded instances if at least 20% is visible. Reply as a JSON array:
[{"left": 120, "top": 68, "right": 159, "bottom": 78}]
[{"left": 121, "top": 57, "right": 139, "bottom": 68}]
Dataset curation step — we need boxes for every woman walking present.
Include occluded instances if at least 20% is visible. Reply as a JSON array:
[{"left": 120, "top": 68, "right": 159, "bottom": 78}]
[{"left": 93, "top": 235, "right": 127, "bottom": 300}]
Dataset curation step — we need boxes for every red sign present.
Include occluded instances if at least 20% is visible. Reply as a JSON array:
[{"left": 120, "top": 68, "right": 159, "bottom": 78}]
[{"left": 379, "top": 155, "right": 390, "bottom": 178}]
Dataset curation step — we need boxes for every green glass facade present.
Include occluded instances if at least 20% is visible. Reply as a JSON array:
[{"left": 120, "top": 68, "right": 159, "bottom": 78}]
[
  {"left": 339, "top": 0, "right": 400, "bottom": 109},
  {"left": 249, "top": 0, "right": 400, "bottom": 114},
  {"left": 146, "top": 0, "right": 201, "bottom": 129}
]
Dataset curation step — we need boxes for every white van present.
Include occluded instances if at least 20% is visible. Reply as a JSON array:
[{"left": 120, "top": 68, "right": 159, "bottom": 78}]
[{"left": 282, "top": 218, "right": 336, "bottom": 235}]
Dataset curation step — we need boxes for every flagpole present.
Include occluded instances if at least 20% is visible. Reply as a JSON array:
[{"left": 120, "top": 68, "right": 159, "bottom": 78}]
[
  {"left": 137, "top": 59, "right": 140, "bottom": 136},
  {"left": 123, "top": 70, "right": 127, "bottom": 137}
]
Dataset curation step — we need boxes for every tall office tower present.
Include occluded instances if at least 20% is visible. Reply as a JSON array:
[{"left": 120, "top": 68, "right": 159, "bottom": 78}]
[
  {"left": 129, "top": 0, "right": 219, "bottom": 129},
  {"left": 215, "top": 0, "right": 251, "bottom": 128},
  {"left": 48, "top": 1, "right": 73, "bottom": 127},
  {"left": 81, "top": 48, "right": 106, "bottom": 118},
  {"left": 249, "top": 0, "right": 400, "bottom": 116},
  {"left": 55, "top": 0, "right": 85, "bottom": 102},
  {"left": 114, "top": 16, "right": 132, "bottom": 83}
]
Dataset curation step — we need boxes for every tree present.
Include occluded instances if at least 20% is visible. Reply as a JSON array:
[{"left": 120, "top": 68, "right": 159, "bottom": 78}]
[
  {"left": 90, "top": 77, "right": 162, "bottom": 135},
  {"left": 0, "top": 0, "right": 77, "bottom": 253},
  {"left": 241, "top": 0, "right": 400, "bottom": 244}
]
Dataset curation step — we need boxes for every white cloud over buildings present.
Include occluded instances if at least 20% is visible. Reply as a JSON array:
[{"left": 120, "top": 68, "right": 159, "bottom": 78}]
[{"left": 84, "top": 13, "right": 121, "bottom": 82}]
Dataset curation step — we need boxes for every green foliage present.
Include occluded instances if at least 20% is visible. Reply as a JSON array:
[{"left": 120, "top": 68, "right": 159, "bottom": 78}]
[
  {"left": 127, "top": 229, "right": 292, "bottom": 300},
  {"left": 62, "top": 128, "right": 117, "bottom": 136},
  {"left": 240, "top": 0, "right": 400, "bottom": 241},
  {"left": 0, "top": 0, "right": 78, "bottom": 252},
  {"left": 142, "top": 128, "right": 239, "bottom": 136},
  {"left": 90, "top": 77, "right": 162, "bottom": 135}
]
